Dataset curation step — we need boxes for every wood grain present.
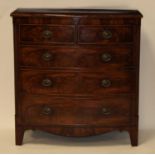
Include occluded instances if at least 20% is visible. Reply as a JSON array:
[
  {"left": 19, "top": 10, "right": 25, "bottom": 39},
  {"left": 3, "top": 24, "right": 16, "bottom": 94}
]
[{"left": 11, "top": 8, "right": 142, "bottom": 146}]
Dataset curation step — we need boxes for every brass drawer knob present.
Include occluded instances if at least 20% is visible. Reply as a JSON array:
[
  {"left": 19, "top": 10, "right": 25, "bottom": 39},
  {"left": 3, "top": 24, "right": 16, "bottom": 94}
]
[
  {"left": 41, "top": 106, "right": 52, "bottom": 115},
  {"left": 102, "top": 30, "right": 112, "bottom": 39},
  {"left": 101, "top": 79, "right": 111, "bottom": 88},
  {"left": 102, "top": 107, "right": 112, "bottom": 115},
  {"left": 42, "top": 30, "right": 52, "bottom": 39},
  {"left": 42, "top": 78, "right": 53, "bottom": 87},
  {"left": 101, "top": 53, "right": 112, "bottom": 62},
  {"left": 42, "top": 52, "right": 53, "bottom": 61}
]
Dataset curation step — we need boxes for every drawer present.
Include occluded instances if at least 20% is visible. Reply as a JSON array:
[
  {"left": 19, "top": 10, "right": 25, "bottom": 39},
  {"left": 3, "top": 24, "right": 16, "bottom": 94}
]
[
  {"left": 20, "top": 70, "right": 135, "bottom": 96},
  {"left": 19, "top": 25, "right": 75, "bottom": 44},
  {"left": 19, "top": 46, "right": 134, "bottom": 69},
  {"left": 21, "top": 95, "right": 131, "bottom": 126},
  {"left": 78, "top": 26, "right": 133, "bottom": 44}
]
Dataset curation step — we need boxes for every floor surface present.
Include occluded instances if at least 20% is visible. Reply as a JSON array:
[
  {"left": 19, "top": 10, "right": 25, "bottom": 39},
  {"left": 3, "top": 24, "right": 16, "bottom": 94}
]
[{"left": 0, "top": 128, "right": 155, "bottom": 153}]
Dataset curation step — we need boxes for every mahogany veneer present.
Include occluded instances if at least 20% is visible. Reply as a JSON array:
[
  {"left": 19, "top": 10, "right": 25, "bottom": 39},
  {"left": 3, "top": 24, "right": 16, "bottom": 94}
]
[{"left": 11, "top": 9, "right": 142, "bottom": 146}]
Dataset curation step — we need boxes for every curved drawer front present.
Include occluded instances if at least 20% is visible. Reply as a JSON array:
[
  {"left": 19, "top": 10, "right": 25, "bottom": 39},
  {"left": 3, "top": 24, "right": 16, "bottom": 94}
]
[
  {"left": 21, "top": 95, "right": 131, "bottom": 126},
  {"left": 78, "top": 26, "right": 133, "bottom": 44},
  {"left": 20, "top": 70, "right": 135, "bottom": 96},
  {"left": 19, "top": 46, "right": 134, "bottom": 69},
  {"left": 19, "top": 25, "right": 75, "bottom": 44}
]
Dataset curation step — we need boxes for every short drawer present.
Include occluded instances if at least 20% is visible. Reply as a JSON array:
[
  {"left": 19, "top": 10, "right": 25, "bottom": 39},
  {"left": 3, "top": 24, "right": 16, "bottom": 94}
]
[
  {"left": 19, "top": 46, "right": 134, "bottom": 69},
  {"left": 19, "top": 25, "right": 75, "bottom": 44},
  {"left": 78, "top": 26, "right": 133, "bottom": 44},
  {"left": 21, "top": 95, "right": 131, "bottom": 126},
  {"left": 20, "top": 70, "right": 136, "bottom": 96}
]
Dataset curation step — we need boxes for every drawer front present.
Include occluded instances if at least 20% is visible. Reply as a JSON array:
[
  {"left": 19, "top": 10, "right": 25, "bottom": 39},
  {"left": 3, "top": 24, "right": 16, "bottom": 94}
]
[
  {"left": 20, "top": 25, "right": 75, "bottom": 44},
  {"left": 78, "top": 26, "right": 133, "bottom": 44},
  {"left": 19, "top": 46, "right": 134, "bottom": 69},
  {"left": 20, "top": 70, "right": 135, "bottom": 96},
  {"left": 21, "top": 95, "right": 131, "bottom": 126}
]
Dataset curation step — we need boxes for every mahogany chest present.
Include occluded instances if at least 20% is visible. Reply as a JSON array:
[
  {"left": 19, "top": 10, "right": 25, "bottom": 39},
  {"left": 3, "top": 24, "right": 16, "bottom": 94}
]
[{"left": 11, "top": 9, "right": 142, "bottom": 146}]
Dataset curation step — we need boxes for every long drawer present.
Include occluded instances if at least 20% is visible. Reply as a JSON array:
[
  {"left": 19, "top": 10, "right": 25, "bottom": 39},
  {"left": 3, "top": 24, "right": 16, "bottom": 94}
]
[
  {"left": 19, "top": 70, "right": 136, "bottom": 96},
  {"left": 19, "top": 46, "right": 134, "bottom": 69},
  {"left": 20, "top": 95, "right": 132, "bottom": 126}
]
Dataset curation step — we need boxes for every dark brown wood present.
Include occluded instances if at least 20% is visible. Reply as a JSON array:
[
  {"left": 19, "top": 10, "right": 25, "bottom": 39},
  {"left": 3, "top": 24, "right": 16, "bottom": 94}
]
[
  {"left": 129, "top": 126, "right": 138, "bottom": 146},
  {"left": 11, "top": 8, "right": 142, "bottom": 146},
  {"left": 20, "top": 95, "right": 131, "bottom": 126},
  {"left": 19, "top": 46, "right": 134, "bottom": 68},
  {"left": 20, "top": 25, "right": 75, "bottom": 44},
  {"left": 78, "top": 26, "right": 133, "bottom": 44},
  {"left": 15, "top": 124, "right": 25, "bottom": 145},
  {"left": 19, "top": 69, "right": 136, "bottom": 96},
  {"left": 11, "top": 9, "right": 143, "bottom": 17}
]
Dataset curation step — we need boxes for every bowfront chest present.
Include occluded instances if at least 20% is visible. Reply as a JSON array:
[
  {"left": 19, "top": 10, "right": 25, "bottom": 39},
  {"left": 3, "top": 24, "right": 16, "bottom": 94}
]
[{"left": 11, "top": 9, "right": 142, "bottom": 146}]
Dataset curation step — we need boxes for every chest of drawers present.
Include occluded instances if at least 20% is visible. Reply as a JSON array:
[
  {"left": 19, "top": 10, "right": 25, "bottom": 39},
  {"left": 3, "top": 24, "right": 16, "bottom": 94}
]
[{"left": 11, "top": 9, "right": 142, "bottom": 146}]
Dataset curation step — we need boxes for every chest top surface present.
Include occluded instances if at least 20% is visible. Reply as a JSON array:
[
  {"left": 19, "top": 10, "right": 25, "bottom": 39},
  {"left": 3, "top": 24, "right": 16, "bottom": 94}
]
[{"left": 11, "top": 8, "right": 143, "bottom": 17}]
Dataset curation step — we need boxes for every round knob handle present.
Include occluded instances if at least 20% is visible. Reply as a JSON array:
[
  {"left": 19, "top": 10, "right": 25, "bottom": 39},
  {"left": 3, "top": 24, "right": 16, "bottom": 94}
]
[
  {"left": 102, "top": 107, "right": 112, "bottom": 115},
  {"left": 101, "top": 79, "right": 111, "bottom": 88},
  {"left": 41, "top": 78, "right": 53, "bottom": 87},
  {"left": 102, "top": 30, "right": 112, "bottom": 39},
  {"left": 101, "top": 53, "right": 112, "bottom": 62},
  {"left": 42, "top": 30, "right": 52, "bottom": 39},
  {"left": 42, "top": 52, "right": 53, "bottom": 61},
  {"left": 42, "top": 106, "right": 52, "bottom": 115}
]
